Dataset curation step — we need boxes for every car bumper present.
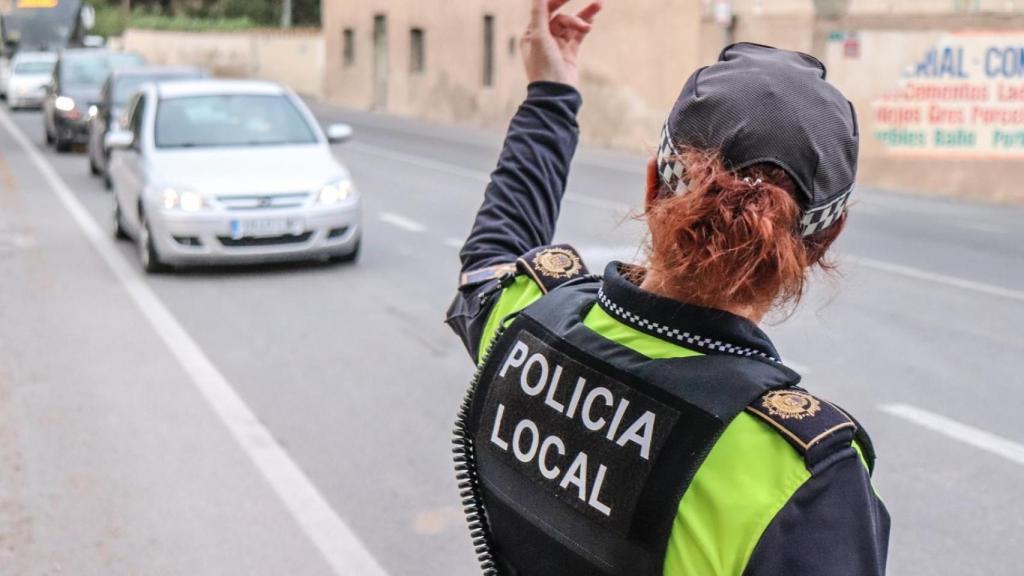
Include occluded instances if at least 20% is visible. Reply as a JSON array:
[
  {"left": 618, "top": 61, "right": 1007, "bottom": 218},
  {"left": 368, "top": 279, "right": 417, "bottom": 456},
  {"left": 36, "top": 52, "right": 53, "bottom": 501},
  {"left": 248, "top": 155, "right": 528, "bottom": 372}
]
[
  {"left": 8, "top": 90, "right": 45, "bottom": 107},
  {"left": 55, "top": 116, "right": 90, "bottom": 143},
  {"left": 147, "top": 202, "right": 362, "bottom": 266}
]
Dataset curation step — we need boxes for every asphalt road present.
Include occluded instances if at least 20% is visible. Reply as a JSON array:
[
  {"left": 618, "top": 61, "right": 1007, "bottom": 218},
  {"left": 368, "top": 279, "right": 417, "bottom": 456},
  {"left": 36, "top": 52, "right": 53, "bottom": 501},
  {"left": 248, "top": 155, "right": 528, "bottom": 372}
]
[{"left": 0, "top": 99, "right": 1022, "bottom": 575}]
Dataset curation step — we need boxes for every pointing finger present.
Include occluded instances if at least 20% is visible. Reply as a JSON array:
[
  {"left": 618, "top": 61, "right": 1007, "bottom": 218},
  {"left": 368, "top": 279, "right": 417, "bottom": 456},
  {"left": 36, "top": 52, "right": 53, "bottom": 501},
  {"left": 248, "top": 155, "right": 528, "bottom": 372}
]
[
  {"left": 551, "top": 14, "right": 592, "bottom": 35},
  {"left": 577, "top": 1, "right": 603, "bottom": 23}
]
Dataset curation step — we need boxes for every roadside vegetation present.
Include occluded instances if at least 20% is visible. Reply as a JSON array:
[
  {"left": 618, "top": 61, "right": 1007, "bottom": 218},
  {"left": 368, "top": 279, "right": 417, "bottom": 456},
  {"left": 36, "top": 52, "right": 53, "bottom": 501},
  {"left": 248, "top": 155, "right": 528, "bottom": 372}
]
[{"left": 91, "top": 0, "right": 321, "bottom": 37}]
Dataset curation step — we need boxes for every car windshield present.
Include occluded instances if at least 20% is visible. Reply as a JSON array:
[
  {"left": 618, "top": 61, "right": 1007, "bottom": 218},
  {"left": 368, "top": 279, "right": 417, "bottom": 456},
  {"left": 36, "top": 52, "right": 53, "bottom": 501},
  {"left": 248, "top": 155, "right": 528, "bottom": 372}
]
[
  {"left": 114, "top": 74, "right": 196, "bottom": 106},
  {"left": 14, "top": 60, "right": 55, "bottom": 75},
  {"left": 61, "top": 53, "right": 145, "bottom": 89},
  {"left": 155, "top": 94, "right": 318, "bottom": 149}
]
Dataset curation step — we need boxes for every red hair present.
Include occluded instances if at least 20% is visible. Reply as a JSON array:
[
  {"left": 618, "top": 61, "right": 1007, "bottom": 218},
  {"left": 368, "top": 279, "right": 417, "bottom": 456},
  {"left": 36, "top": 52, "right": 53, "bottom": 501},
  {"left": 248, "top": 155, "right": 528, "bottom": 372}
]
[{"left": 644, "top": 149, "right": 845, "bottom": 313}]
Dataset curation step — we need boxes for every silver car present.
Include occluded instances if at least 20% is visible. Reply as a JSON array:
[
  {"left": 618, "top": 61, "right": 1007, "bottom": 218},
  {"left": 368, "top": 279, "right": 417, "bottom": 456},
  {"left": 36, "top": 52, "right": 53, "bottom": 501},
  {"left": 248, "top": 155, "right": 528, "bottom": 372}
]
[
  {"left": 106, "top": 79, "right": 361, "bottom": 272},
  {"left": 5, "top": 51, "right": 57, "bottom": 109}
]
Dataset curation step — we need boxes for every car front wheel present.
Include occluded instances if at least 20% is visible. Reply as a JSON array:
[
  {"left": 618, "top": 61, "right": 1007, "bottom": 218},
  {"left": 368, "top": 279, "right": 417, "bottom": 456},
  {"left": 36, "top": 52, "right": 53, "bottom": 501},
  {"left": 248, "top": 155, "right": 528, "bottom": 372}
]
[
  {"left": 138, "top": 213, "right": 170, "bottom": 273},
  {"left": 89, "top": 147, "right": 101, "bottom": 175},
  {"left": 113, "top": 197, "right": 129, "bottom": 241}
]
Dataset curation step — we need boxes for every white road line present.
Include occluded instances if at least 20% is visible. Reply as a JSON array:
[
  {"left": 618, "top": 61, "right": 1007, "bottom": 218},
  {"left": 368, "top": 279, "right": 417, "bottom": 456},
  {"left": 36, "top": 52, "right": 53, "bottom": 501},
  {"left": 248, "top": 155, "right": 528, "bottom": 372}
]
[
  {"left": 349, "top": 142, "right": 631, "bottom": 212},
  {"left": 881, "top": 403, "right": 1024, "bottom": 467},
  {"left": 0, "top": 110, "right": 389, "bottom": 576},
  {"left": 564, "top": 192, "right": 631, "bottom": 212},
  {"left": 959, "top": 221, "right": 1009, "bottom": 235},
  {"left": 349, "top": 142, "right": 488, "bottom": 183},
  {"left": 354, "top": 141, "right": 1023, "bottom": 306},
  {"left": 443, "top": 237, "right": 464, "bottom": 249},
  {"left": 846, "top": 255, "right": 1024, "bottom": 304},
  {"left": 379, "top": 211, "right": 427, "bottom": 233}
]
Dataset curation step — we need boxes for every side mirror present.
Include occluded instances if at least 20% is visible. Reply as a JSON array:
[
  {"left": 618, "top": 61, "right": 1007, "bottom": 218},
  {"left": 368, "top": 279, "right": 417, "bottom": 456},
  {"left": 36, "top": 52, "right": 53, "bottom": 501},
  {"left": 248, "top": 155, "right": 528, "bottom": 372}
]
[
  {"left": 325, "top": 123, "right": 353, "bottom": 144},
  {"left": 80, "top": 5, "right": 96, "bottom": 31},
  {"left": 104, "top": 130, "right": 134, "bottom": 151}
]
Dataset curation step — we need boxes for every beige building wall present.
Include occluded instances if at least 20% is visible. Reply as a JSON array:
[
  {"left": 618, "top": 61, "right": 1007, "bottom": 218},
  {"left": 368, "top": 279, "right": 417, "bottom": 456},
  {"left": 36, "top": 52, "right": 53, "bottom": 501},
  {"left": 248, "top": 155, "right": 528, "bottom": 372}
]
[
  {"left": 122, "top": 28, "right": 326, "bottom": 98},
  {"left": 322, "top": 0, "right": 1024, "bottom": 201},
  {"left": 322, "top": 0, "right": 703, "bottom": 150},
  {"left": 811, "top": 3, "right": 1024, "bottom": 201}
]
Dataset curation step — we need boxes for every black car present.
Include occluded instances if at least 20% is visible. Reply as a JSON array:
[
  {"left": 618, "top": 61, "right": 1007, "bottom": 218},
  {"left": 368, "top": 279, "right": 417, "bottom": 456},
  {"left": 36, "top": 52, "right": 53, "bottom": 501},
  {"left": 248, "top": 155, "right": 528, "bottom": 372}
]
[
  {"left": 88, "top": 66, "right": 206, "bottom": 180},
  {"left": 42, "top": 49, "right": 145, "bottom": 152}
]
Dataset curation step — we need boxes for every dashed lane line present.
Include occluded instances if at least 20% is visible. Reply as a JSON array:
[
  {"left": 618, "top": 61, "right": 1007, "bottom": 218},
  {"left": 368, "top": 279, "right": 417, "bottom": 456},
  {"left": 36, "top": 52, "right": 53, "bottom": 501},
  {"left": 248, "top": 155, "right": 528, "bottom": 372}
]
[
  {"left": 881, "top": 403, "right": 1024, "bottom": 467},
  {"left": 354, "top": 143, "right": 1023, "bottom": 306},
  {"left": 0, "top": 109, "right": 390, "bottom": 576},
  {"left": 847, "top": 255, "right": 1024, "bottom": 304},
  {"left": 443, "top": 237, "right": 464, "bottom": 249},
  {"left": 349, "top": 142, "right": 487, "bottom": 183},
  {"left": 379, "top": 211, "right": 428, "bottom": 233}
]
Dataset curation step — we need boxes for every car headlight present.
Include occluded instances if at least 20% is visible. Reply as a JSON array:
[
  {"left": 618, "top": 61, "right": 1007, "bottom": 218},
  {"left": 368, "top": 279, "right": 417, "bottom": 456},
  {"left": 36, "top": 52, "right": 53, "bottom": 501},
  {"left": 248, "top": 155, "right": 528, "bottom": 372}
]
[
  {"left": 54, "top": 95, "right": 76, "bottom": 112},
  {"left": 161, "top": 188, "right": 206, "bottom": 212},
  {"left": 316, "top": 179, "right": 355, "bottom": 205},
  {"left": 88, "top": 105, "right": 99, "bottom": 119}
]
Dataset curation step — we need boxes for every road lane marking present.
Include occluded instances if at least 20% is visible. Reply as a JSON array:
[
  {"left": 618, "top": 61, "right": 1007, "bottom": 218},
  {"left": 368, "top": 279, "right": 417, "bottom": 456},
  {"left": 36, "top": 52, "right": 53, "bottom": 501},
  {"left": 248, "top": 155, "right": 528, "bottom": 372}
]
[
  {"left": 564, "top": 192, "right": 631, "bottom": 212},
  {"left": 349, "top": 142, "right": 631, "bottom": 212},
  {"left": 847, "top": 255, "right": 1024, "bottom": 304},
  {"left": 881, "top": 403, "right": 1024, "bottom": 467},
  {"left": 356, "top": 138, "right": 1022, "bottom": 306},
  {"left": 443, "top": 237, "right": 464, "bottom": 249},
  {"left": 379, "top": 211, "right": 427, "bottom": 233},
  {"left": 0, "top": 109, "right": 390, "bottom": 576},
  {"left": 959, "top": 221, "right": 1009, "bottom": 235},
  {"left": 349, "top": 143, "right": 488, "bottom": 183}
]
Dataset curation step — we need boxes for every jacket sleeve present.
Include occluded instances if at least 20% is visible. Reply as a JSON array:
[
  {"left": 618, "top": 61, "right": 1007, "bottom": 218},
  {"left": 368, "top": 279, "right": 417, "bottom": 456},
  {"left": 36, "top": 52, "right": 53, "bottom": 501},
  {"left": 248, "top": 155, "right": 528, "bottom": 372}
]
[
  {"left": 445, "top": 82, "right": 583, "bottom": 361},
  {"left": 742, "top": 447, "right": 891, "bottom": 576}
]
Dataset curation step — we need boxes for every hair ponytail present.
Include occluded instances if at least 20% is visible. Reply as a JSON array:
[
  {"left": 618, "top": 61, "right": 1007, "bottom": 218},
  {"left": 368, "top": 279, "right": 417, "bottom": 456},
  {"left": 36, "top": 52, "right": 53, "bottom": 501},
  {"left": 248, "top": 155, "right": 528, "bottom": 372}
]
[{"left": 645, "top": 149, "right": 845, "bottom": 313}]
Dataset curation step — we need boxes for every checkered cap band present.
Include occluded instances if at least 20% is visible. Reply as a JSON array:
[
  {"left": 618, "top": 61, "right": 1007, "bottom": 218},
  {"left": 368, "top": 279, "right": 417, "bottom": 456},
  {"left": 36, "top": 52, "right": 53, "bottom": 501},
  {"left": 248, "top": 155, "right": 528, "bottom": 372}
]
[
  {"left": 799, "top": 187, "right": 851, "bottom": 237},
  {"left": 657, "top": 122, "right": 849, "bottom": 237},
  {"left": 656, "top": 123, "right": 688, "bottom": 196}
]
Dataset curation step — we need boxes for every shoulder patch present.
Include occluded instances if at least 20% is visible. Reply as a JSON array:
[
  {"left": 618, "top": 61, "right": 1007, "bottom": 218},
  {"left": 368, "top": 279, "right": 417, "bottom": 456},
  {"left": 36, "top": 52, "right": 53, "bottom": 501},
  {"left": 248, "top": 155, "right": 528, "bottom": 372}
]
[
  {"left": 747, "top": 389, "right": 859, "bottom": 471},
  {"left": 516, "top": 244, "right": 590, "bottom": 294}
]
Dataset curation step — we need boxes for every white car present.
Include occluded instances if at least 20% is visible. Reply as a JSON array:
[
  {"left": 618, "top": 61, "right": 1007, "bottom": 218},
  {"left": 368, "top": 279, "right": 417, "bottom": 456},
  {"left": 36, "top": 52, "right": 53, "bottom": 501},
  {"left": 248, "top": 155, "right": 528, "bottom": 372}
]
[
  {"left": 106, "top": 79, "right": 361, "bottom": 272},
  {"left": 5, "top": 51, "right": 57, "bottom": 109}
]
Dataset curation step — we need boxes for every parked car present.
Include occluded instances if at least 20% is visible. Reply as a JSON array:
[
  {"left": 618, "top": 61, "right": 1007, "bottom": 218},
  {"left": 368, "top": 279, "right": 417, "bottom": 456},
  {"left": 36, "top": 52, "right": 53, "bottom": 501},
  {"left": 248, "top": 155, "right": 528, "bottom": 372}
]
[
  {"left": 5, "top": 51, "right": 56, "bottom": 109},
  {"left": 88, "top": 66, "right": 206, "bottom": 182},
  {"left": 106, "top": 79, "right": 360, "bottom": 272},
  {"left": 42, "top": 49, "right": 144, "bottom": 152}
]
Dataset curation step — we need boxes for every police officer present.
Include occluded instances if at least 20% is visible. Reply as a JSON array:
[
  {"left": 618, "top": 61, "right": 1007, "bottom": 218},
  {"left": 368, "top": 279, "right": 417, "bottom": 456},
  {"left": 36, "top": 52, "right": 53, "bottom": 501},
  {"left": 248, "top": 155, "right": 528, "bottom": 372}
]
[{"left": 446, "top": 1, "right": 890, "bottom": 574}]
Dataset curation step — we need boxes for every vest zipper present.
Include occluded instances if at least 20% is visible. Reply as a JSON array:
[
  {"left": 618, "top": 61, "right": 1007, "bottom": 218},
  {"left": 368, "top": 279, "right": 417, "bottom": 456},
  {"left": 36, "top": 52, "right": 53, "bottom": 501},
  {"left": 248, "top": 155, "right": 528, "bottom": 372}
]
[{"left": 453, "top": 325, "right": 507, "bottom": 576}]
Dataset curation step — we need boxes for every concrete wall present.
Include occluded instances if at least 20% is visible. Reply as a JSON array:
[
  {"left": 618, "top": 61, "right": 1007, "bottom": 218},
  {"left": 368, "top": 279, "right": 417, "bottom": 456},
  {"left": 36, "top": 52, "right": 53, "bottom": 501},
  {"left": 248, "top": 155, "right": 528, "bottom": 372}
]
[
  {"left": 120, "top": 0, "right": 1024, "bottom": 202},
  {"left": 322, "top": 0, "right": 704, "bottom": 151},
  {"left": 821, "top": 27, "right": 1024, "bottom": 202},
  {"left": 122, "top": 28, "right": 326, "bottom": 98}
]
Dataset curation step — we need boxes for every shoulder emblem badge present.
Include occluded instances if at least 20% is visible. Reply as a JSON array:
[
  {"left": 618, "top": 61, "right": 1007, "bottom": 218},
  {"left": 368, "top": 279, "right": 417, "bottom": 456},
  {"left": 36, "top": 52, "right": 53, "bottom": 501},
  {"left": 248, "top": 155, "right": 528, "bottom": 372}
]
[
  {"left": 762, "top": 390, "right": 821, "bottom": 420},
  {"left": 748, "top": 388, "right": 862, "bottom": 468},
  {"left": 532, "top": 247, "right": 583, "bottom": 280}
]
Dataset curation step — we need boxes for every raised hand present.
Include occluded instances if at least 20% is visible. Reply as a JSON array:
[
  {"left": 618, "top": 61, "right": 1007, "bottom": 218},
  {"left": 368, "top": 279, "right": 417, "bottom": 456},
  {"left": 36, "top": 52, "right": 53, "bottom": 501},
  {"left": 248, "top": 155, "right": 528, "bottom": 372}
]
[{"left": 521, "top": 0, "right": 603, "bottom": 88}]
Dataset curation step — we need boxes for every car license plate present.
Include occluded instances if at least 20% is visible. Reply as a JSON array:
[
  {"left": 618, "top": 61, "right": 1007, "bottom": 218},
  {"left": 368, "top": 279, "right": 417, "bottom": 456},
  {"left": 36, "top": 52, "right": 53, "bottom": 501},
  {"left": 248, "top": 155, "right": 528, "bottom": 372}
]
[{"left": 229, "top": 218, "right": 303, "bottom": 239}]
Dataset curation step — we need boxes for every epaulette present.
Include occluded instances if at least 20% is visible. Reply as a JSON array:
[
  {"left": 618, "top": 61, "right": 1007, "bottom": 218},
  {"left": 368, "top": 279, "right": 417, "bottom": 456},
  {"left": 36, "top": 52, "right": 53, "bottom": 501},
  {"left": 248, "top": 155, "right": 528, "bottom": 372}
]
[
  {"left": 516, "top": 244, "right": 590, "bottom": 294},
  {"left": 460, "top": 263, "right": 518, "bottom": 289},
  {"left": 747, "top": 388, "right": 873, "bottom": 473}
]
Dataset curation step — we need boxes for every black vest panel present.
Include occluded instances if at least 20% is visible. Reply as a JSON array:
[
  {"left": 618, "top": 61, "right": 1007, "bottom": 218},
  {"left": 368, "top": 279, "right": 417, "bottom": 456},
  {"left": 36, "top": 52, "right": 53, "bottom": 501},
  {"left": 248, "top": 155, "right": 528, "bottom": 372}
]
[{"left": 456, "top": 282, "right": 800, "bottom": 576}]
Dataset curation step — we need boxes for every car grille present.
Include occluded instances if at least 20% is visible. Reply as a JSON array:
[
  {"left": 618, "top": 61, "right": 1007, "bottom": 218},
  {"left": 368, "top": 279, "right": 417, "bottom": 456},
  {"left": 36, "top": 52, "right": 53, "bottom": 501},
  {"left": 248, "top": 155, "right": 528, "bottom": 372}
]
[
  {"left": 217, "top": 193, "right": 310, "bottom": 211},
  {"left": 218, "top": 232, "right": 313, "bottom": 247}
]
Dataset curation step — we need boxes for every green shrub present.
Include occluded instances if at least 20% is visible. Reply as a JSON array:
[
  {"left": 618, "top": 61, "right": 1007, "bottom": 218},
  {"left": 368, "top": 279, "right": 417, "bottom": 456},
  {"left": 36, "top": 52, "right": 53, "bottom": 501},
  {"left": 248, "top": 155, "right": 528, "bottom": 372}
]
[{"left": 91, "top": 4, "right": 258, "bottom": 37}]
